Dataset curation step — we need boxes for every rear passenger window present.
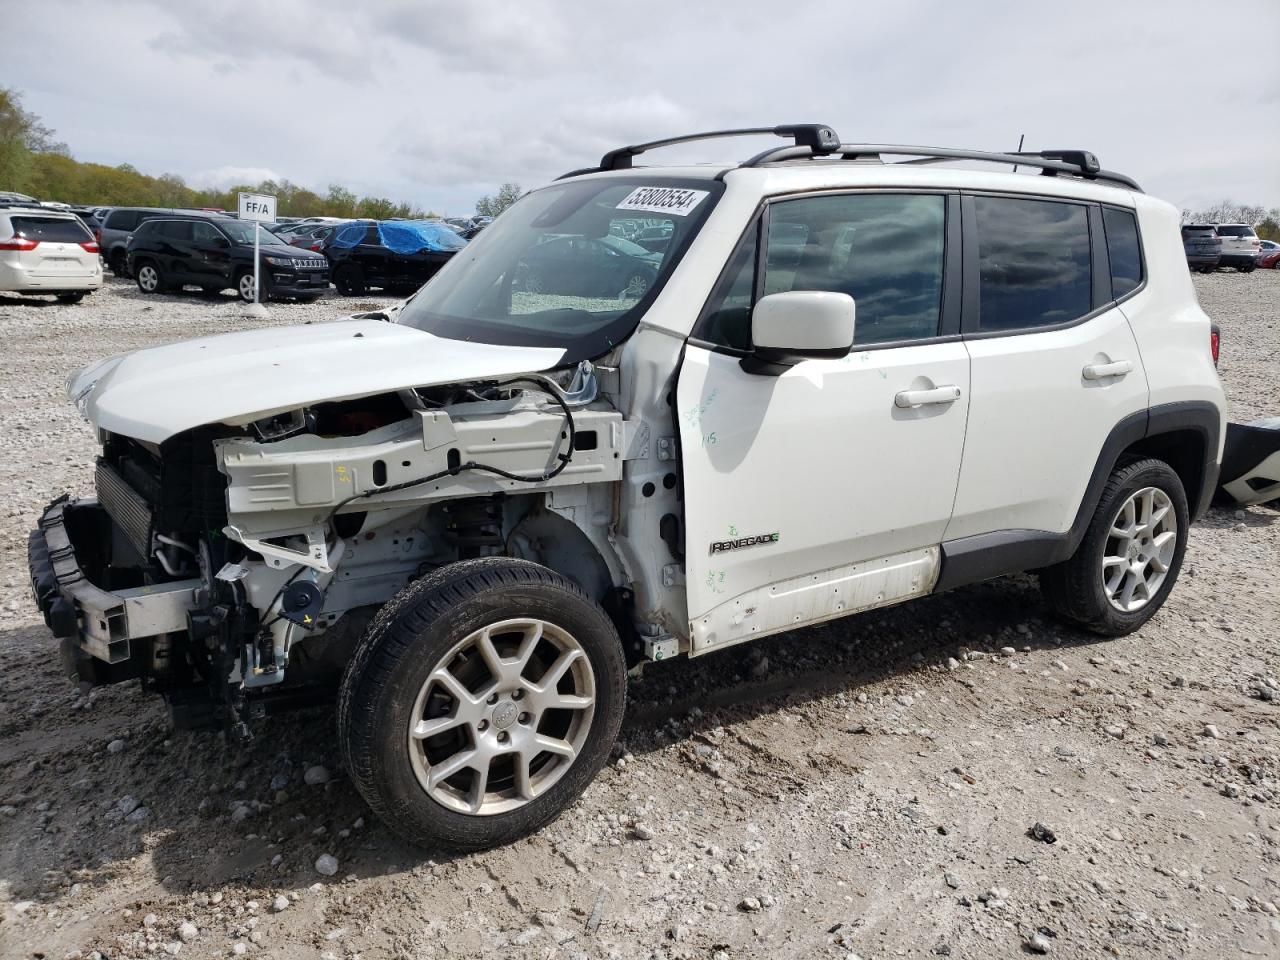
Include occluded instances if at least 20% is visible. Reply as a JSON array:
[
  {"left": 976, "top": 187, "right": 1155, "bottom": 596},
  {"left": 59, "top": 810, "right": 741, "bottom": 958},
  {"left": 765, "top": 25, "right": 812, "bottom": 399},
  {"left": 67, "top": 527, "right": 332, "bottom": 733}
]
[
  {"left": 1103, "top": 207, "right": 1142, "bottom": 298},
  {"left": 974, "top": 196, "right": 1091, "bottom": 332}
]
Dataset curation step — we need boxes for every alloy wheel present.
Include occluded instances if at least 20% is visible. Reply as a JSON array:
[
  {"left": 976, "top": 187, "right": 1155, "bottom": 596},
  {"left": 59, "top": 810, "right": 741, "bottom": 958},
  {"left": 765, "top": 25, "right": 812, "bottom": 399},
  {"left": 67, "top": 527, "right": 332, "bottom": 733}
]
[
  {"left": 137, "top": 265, "right": 158, "bottom": 292},
  {"left": 239, "top": 273, "right": 256, "bottom": 301},
  {"left": 1101, "top": 486, "right": 1177, "bottom": 612},
  {"left": 407, "top": 617, "right": 596, "bottom": 816}
]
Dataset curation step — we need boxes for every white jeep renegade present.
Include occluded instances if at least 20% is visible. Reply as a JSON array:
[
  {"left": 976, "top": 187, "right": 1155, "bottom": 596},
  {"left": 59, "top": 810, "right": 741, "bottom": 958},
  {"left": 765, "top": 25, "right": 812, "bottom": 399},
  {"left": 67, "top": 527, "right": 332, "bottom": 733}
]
[{"left": 30, "top": 125, "right": 1226, "bottom": 850}]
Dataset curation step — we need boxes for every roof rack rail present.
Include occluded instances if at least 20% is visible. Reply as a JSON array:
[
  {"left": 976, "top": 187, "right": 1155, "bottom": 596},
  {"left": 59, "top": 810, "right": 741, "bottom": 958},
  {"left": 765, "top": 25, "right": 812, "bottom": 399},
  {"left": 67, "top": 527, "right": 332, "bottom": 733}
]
[
  {"left": 740, "top": 142, "right": 1141, "bottom": 191},
  {"left": 557, "top": 124, "right": 841, "bottom": 179}
]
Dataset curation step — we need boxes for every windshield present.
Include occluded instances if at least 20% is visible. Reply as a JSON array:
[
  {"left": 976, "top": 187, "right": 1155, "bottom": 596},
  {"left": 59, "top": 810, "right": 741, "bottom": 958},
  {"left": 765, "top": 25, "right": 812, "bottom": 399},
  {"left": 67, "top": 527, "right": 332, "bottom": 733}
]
[
  {"left": 224, "top": 220, "right": 286, "bottom": 244},
  {"left": 397, "top": 177, "right": 723, "bottom": 361}
]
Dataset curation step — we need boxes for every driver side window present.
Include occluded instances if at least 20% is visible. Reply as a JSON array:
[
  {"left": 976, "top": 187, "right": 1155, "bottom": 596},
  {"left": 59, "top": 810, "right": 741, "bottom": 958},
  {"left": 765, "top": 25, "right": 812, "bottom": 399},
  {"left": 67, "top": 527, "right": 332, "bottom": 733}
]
[{"left": 698, "top": 193, "right": 947, "bottom": 350}]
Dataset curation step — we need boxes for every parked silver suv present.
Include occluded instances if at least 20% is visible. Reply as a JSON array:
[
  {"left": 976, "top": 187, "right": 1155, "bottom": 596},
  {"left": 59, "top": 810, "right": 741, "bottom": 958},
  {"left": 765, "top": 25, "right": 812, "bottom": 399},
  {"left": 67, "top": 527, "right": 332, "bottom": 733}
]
[{"left": 1212, "top": 223, "right": 1261, "bottom": 271}]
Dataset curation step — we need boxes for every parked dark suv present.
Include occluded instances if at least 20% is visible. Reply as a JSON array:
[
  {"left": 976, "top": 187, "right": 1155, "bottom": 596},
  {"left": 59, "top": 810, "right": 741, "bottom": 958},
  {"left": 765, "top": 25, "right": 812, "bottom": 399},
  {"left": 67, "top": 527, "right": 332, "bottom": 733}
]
[
  {"left": 324, "top": 219, "right": 466, "bottom": 295},
  {"left": 126, "top": 215, "right": 330, "bottom": 302}
]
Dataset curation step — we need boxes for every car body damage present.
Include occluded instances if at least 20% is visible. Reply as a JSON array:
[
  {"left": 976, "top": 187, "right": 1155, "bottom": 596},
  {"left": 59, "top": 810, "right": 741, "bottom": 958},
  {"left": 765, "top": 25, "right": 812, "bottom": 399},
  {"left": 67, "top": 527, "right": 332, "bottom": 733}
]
[
  {"left": 68, "top": 318, "right": 566, "bottom": 444},
  {"left": 1218, "top": 417, "right": 1280, "bottom": 506}
]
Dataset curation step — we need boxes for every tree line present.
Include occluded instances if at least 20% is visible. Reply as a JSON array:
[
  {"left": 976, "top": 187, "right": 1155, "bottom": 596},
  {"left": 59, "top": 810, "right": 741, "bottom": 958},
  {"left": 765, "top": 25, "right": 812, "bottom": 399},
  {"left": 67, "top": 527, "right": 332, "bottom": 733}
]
[{"left": 0, "top": 87, "right": 440, "bottom": 219}]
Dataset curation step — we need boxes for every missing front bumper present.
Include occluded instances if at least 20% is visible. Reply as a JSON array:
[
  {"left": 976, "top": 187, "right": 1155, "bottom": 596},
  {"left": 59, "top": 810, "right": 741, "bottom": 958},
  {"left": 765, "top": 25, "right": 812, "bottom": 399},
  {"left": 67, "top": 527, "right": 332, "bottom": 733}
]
[{"left": 28, "top": 496, "right": 201, "bottom": 667}]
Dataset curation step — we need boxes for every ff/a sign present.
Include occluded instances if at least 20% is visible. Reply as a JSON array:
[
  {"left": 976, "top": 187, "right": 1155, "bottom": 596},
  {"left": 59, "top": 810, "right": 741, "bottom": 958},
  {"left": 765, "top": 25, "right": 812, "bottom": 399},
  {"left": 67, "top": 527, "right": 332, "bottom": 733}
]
[{"left": 237, "top": 192, "right": 277, "bottom": 222}]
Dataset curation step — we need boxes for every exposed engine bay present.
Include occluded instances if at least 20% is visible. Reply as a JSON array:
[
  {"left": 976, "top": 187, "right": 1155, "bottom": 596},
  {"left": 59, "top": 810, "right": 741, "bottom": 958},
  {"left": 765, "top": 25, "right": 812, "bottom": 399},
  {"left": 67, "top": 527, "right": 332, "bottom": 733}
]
[{"left": 32, "top": 364, "right": 639, "bottom": 738}]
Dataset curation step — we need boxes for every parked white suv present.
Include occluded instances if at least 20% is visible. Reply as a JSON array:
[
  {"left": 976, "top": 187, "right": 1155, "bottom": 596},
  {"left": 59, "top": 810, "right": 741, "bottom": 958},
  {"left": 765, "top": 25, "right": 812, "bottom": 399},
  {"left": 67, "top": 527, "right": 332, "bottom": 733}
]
[
  {"left": 30, "top": 126, "right": 1226, "bottom": 850},
  {"left": 1212, "top": 222, "right": 1262, "bottom": 271},
  {"left": 0, "top": 205, "right": 103, "bottom": 300}
]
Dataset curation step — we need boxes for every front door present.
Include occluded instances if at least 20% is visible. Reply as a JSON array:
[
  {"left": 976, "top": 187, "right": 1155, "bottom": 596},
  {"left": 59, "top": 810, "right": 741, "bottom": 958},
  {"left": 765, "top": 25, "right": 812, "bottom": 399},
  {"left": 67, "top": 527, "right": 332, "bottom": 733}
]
[{"left": 677, "top": 191, "right": 969, "bottom": 653}]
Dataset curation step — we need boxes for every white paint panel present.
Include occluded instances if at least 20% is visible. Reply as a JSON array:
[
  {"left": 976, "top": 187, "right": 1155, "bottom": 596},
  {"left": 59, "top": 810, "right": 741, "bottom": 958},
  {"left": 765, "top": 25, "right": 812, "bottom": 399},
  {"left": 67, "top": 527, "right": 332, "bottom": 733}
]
[
  {"left": 678, "top": 341, "right": 968, "bottom": 633},
  {"left": 946, "top": 307, "right": 1148, "bottom": 540}
]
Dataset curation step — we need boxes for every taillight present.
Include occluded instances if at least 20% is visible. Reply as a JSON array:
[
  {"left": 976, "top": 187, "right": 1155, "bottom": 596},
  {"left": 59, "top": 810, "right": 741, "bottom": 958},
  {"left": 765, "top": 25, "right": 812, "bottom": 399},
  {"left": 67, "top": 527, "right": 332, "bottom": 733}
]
[
  {"left": 94, "top": 228, "right": 102, "bottom": 243},
  {"left": 1210, "top": 324, "right": 1221, "bottom": 366},
  {"left": 0, "top": 236, "right": 39, "bottom": 251},
  {"left": 79, "top": 241, "right": 100, "bottom": 254}
]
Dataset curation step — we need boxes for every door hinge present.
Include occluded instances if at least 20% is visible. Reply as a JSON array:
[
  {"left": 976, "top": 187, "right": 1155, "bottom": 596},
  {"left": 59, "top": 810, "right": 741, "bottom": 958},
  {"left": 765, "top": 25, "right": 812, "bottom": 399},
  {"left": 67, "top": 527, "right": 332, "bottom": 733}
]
[
  {"left": 661, "top": 563, "right": 685, "bottom": 587},
  {"left": 657, "top": 436, "right": 676, "bottom": 461}
]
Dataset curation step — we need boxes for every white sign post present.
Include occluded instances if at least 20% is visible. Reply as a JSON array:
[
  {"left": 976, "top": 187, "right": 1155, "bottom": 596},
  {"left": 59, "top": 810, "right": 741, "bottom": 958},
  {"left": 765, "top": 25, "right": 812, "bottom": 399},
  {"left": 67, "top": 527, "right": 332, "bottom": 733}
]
[{"left": 237, "top": 192, "right": 277, "bottom": 311}]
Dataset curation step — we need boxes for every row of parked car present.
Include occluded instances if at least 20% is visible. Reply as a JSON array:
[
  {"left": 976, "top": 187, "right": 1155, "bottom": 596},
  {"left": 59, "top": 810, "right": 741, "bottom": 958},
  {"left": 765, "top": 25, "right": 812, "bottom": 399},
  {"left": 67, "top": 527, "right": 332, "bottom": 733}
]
[
  {"left": 0, "top": 196, "right": 495, "bottom": 304},
  {"left": 1180, "top": 222, "right": 1277, "bottom": 272}
]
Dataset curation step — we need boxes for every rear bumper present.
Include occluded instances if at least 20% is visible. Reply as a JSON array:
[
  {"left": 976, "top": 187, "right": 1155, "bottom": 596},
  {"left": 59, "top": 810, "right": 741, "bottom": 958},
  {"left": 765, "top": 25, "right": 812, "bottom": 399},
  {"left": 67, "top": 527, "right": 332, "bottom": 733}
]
[
  {"left": 1218, "top": 253, "right": 1256, "bottom": 268},
  {"left": 1185, "top": 254, "right": 1220, "bottom": 268},
  {"left": 29, "top": 496, "right": 200, "bottom": 669},
  {"left": 0, "top": 259, "right": 102, "bottom": 291}
]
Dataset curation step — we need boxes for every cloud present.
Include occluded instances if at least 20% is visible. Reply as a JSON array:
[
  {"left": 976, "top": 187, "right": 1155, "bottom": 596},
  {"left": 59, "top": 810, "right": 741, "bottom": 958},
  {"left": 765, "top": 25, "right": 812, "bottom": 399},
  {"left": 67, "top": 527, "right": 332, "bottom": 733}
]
[{"left": 189, "top": 166, "right": 286, "bottom": 190}]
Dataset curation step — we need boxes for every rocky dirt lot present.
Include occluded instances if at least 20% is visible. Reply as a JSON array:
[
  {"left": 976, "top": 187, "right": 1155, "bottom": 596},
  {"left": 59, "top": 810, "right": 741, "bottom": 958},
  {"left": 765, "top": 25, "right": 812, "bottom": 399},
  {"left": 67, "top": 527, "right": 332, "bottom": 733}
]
[{"left": 0, "top": 273, "right": 1277, "bottom": 960}]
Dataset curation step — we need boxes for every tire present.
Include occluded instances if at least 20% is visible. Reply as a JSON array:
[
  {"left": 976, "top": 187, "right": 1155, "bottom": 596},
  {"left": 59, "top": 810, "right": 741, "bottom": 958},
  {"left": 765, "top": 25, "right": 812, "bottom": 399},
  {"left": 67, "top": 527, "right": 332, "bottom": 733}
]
[
  {"left": 338, "top": 557, "right": 626, "bottom": 851},
  {"left": 134, "top": 260, "right": 163, "bottom": 294},
  {"left": 333, "top": 264, "right": 366, "bottom": 296},
  {"left": 55, "top": 292, "right": 86, "bottom": 304},
  {"left": 108, "top": 249, "right": 128, "bottom": 277},
  {"left": 295, "top": 294, "right": 322, "bottom": 304},
  {"left": 236, "top": 269, "right": 258, "bottom": 303},
  {"left": 1040, "top": 458, "right": 1190, "bottom": 636},
  {"left": 1240, "top": 263, "right": 1255, "bottom": 274}
]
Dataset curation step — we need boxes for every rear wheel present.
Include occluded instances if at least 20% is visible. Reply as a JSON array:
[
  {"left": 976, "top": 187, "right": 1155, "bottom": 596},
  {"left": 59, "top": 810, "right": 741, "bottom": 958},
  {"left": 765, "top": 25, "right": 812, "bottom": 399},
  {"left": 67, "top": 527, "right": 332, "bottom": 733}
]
[
  {"left": 338, "top": 558, "right": 626, "bottom": 851},
  {"left": 135, "top": 261, "right": 163, "bottom": 294},
  {"left": 334, "top": 264, "right": 366, "bottom": 296},
  {"left": 1040, "top": 458, "right": 1189, "bottom": 636},
  {"left": 55, "top": 292, "right": 86, "bottom": 304},
  {"left": 107, "top": 248, "right": 128, "bottom": 277}
]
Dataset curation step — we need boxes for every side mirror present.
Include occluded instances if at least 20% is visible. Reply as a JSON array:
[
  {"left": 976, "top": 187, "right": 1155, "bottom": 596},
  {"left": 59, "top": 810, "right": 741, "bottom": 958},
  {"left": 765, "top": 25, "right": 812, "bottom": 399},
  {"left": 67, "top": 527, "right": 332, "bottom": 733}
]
[
  {"left": 743, "top": 291, "right": 855, "bottom": 375},
  {"left": 214, "top": 236, "right": 231, "bottom": 248}
]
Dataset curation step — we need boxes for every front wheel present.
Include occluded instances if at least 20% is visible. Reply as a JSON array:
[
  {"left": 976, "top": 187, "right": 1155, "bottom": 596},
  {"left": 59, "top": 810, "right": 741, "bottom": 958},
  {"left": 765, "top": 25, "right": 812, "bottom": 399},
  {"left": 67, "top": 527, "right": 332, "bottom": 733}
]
[
  {"left": 338, "top": 558, "right": 626, "bottom": 851},
  {"left": 236, "top": 270, "right": 259, "bottom": 303},
  {"left": 1040, "top": 458, "right": 1189, "bottom": 636}
]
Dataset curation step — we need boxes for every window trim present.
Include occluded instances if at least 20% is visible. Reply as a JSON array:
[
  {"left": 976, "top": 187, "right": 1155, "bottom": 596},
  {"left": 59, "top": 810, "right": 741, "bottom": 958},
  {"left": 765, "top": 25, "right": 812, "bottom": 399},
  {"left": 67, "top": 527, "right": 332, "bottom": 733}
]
[
  {"left": 690, "top": 187, "right": 961, "bottom": 356},
  {"left": 960, "top": 190, "right": 1109, "bottom": 340}
]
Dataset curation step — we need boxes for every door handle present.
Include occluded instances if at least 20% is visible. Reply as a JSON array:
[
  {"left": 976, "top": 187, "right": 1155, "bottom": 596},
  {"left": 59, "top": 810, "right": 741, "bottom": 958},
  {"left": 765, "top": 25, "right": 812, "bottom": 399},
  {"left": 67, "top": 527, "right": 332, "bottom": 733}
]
[
  {"left": 1082, "top": 359, "right": 1133, "bottom": 380},
  {"left": 894, "top": 385, "right": 962, "bottom": 408}
]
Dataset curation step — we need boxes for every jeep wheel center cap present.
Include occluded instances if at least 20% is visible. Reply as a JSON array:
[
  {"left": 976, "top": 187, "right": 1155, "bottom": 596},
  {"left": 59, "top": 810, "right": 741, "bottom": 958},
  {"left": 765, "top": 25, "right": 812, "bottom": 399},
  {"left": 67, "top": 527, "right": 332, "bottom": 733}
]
[{"left": 492, "top": 700, "right": 518, "bottom": 730}]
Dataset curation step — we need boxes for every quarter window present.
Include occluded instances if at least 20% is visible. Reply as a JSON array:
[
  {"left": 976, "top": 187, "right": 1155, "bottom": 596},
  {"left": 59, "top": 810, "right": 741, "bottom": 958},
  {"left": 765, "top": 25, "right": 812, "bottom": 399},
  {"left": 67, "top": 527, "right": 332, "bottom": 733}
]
[
  {"left": 699, "top": 193, "right": 946, "bottom": 350},
  {"left": 974, "top": 196, "right": 1092, "bottom": 332},
  {"left": 1102, "top": 207, "right": 1142, "bottom": 299}
]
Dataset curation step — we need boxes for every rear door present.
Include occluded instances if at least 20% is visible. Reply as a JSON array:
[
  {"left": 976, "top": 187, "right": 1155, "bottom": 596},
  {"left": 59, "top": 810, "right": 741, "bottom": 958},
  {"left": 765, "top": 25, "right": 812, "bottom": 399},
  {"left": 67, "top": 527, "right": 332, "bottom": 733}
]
[
  {"left": 678, "top": 191, "right": 969, "bottom": 651},
  {"left": 944, "top": 194, "right": 1149, "bottom": 550}
]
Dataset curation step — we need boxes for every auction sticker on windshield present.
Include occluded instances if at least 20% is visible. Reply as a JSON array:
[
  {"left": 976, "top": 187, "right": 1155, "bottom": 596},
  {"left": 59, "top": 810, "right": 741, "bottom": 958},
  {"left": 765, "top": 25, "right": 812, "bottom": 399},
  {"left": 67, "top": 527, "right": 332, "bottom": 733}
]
[{"left": 616, "top": 187, "right": 709, "bottom": 217}]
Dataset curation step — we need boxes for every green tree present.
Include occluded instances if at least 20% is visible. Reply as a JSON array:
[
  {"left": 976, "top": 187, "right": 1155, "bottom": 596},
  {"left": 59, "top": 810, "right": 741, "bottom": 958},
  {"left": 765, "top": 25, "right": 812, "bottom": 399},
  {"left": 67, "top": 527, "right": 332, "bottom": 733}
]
[{"left": 474, "top": 182, "right": 522, "bottom": 218}]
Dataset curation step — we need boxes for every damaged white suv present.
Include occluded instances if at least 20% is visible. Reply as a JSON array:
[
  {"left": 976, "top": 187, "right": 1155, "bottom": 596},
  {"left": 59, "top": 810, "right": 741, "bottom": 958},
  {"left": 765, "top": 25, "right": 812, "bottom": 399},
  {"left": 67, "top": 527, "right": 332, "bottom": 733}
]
[{"left": 30, "top": 125, "right": 1226, "bottom": 850}]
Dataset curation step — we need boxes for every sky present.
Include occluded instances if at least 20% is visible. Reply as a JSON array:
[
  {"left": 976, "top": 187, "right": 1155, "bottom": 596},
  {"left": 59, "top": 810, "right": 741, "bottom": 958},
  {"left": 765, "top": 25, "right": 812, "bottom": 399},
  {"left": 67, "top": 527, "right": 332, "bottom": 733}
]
[{"left": 3, "top": 0, "right": 1278, "bottom": 217}]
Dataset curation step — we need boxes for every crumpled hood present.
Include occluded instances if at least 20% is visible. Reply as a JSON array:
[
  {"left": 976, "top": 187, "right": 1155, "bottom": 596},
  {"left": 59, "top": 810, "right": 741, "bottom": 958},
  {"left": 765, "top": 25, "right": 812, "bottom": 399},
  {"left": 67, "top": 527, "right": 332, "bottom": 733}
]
[{"left": 68, "top": 319, "right": 566, "bottom": 444}]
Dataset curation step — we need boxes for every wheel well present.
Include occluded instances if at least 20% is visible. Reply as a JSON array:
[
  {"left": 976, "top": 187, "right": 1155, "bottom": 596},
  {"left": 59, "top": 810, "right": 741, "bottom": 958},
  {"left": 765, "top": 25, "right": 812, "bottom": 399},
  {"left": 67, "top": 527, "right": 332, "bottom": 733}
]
[{"left": 1118, "top": 428, "right": 1206, "bottom": 511}]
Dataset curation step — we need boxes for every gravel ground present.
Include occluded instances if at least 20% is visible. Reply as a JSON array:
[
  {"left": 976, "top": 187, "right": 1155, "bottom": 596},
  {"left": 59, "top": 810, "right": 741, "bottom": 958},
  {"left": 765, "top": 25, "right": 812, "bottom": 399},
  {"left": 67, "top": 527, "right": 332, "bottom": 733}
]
[{"left": 0, "top": 273, "right": 1277, "bottom": 960}]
